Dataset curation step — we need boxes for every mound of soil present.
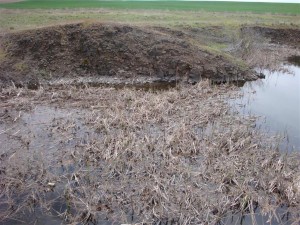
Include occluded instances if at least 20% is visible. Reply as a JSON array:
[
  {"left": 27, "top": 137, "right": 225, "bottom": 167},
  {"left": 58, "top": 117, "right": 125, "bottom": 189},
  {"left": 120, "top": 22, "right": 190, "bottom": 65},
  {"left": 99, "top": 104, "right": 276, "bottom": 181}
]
[{"left": 0, "top": 23, "right": 256, "bottom": 87}]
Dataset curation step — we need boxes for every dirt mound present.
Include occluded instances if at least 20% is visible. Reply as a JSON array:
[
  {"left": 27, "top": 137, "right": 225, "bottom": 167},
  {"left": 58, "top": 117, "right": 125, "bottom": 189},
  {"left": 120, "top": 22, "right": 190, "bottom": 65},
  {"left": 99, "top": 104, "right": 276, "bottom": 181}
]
[
  {"left": 0, "top": 23, "right": 255, "bottom": 87},
  {"left": 241, "top": 26, "right": 300, "bottom": 47}
]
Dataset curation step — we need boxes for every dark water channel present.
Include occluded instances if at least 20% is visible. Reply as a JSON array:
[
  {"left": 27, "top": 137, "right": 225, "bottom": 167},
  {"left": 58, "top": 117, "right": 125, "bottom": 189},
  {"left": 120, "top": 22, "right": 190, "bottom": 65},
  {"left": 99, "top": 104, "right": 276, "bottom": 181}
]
[{"left": 232, "top": 63, "right": 300, "bottom": 151}]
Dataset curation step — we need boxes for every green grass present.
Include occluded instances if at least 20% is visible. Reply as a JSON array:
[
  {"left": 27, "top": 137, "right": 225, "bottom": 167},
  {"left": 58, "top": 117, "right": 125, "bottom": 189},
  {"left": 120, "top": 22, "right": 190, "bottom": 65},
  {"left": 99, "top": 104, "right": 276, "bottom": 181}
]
[{"left": 0, "top": 1, "right": 299, "bottom": 15}]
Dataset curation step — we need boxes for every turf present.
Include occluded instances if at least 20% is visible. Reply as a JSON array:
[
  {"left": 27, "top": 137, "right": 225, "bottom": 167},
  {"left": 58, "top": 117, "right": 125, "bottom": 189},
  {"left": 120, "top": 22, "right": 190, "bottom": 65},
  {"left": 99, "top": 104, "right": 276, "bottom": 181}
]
[{"left": 0, "top": 1, "right": 299, "bottom": 15}]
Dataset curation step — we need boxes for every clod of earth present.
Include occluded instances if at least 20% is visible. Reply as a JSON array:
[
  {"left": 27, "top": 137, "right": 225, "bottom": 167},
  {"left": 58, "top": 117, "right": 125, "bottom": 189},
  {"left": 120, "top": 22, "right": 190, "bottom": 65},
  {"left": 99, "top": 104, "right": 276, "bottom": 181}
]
[{"left": 0, "top": 23, "right": 259, "bottom": 88}]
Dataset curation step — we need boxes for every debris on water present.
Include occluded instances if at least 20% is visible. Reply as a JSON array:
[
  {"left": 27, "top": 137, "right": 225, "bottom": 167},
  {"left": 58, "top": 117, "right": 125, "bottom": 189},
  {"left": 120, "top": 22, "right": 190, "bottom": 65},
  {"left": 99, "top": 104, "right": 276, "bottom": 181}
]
[{"left": 257, "top": 73, "right": 265, "bottom": 79}]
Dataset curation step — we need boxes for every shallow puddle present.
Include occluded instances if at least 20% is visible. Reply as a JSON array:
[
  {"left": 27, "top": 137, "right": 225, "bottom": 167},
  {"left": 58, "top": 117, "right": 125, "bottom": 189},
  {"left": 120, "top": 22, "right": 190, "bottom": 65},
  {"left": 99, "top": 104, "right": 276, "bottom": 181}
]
[
  {"left": 222, "top": 205, "right": 296, "bottom": 225},
  {"left": 48, "top": 76, "right": 177, "bottom": 91},
  {"left": 232, "top": 64, "right": 300, "bottom": 151},
  {"left": 0, "top": 106, "right": 90, "bottom": 157}
]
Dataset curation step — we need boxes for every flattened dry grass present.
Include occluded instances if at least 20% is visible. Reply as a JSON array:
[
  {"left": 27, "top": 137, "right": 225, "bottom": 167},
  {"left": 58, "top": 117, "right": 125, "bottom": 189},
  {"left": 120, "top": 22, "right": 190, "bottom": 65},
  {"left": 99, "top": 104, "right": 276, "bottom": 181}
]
[
  {"left": 0, "top": 81, "right": 299, "bottom": 224},
  {"left": 0, "top": 9, "right": 299, "bottom": 34}
]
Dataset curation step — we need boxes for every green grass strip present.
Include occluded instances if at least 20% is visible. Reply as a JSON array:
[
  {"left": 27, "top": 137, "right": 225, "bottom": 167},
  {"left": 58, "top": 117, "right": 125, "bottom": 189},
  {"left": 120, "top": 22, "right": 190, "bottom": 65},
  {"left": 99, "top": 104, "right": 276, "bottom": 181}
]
[{"left": 0, "top": 1, "right": 299, "bottom": 15}]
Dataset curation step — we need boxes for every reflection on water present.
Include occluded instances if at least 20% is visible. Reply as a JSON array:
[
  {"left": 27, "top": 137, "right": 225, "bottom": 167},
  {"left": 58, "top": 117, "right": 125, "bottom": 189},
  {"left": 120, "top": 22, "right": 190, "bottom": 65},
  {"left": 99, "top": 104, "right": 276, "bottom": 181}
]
[
  {"left": 222, "top": 206, "right": 294, "bottom": 225},
  {"left": 287, "top": 55, "right": 300, "bottom": 67},
  {"left": 232, "top": 64, "right": 300, "bottom": 150},
  {"left": 49, "top": 76, "right": 177, "bottom": 92}
]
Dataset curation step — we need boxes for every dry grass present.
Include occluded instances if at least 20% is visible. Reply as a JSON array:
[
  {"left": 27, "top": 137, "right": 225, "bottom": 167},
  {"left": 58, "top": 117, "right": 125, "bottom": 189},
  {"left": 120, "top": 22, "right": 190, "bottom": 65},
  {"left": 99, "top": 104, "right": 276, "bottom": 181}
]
[
  {"left": 0, "top": 81, "right": 299, "bottom": 224},
  {"left": 0, "top": 8, "right": 299, "bottom": 34},
  {"left": 228, "top": 28, "right": 300, "bottom": 75}
]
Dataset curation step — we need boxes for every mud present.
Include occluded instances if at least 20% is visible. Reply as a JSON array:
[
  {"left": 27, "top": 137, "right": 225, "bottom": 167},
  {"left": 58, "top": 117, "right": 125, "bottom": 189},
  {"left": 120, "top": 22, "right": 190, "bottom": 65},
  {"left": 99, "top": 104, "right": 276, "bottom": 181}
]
[{"left": 0, "top": 23, "right": 260, "bottom": 88}]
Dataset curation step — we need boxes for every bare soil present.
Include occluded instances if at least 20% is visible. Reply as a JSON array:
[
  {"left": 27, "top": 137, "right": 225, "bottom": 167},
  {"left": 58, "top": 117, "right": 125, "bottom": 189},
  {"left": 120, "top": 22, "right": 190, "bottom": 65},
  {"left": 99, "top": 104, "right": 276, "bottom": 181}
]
[
  {"left": 0, "top": 23, "right": 299, "bottom": 89},
  {"left": 0, "top": 23, "right": 259, "bottom": 88},
  {"left": 241, "top": 26, "right": 300, "bottom": 47}
]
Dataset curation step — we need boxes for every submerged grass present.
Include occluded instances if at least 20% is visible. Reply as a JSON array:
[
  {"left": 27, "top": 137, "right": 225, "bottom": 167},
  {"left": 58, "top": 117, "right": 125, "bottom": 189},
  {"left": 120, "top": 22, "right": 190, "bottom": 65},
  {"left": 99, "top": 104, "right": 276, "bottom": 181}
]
[
  {"left": 0, "top": 5, "right": 299, "bottom": 225},
  {"left": 0, "top": 81, "right": 299, "bottom": 224}
]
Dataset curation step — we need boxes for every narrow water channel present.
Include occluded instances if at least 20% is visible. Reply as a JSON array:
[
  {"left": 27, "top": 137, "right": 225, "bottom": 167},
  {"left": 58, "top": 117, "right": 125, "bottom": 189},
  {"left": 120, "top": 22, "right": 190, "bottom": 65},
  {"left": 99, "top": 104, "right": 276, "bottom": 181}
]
[{"left": 232, "top": 63, "right": 300, "bottom": 151}]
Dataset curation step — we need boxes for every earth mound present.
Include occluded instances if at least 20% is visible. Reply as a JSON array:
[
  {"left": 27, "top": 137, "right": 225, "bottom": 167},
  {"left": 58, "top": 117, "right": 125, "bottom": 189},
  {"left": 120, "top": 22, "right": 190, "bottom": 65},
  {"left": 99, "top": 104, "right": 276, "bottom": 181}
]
[{"left": 0, "top": 23, "right": 256, "bottom": 87}]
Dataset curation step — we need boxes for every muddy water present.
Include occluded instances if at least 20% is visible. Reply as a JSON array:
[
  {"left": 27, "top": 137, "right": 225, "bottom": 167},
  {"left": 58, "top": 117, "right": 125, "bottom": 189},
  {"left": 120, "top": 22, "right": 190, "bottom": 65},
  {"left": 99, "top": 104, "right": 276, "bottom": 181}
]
[{"left": 232, "top": 64, "right": 300, "bottom": 151}]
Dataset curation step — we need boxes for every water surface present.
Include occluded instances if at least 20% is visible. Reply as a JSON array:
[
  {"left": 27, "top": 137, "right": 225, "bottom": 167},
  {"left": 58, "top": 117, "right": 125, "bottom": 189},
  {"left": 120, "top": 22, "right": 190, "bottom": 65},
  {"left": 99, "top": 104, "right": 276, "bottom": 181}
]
[{"left": 232, "top": 64, "right": 300, "bottom": 150}]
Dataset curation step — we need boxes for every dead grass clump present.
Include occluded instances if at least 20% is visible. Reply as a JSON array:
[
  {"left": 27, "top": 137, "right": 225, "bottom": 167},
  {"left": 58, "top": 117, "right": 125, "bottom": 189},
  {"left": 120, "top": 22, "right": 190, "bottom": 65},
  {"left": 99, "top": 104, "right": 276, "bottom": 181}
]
[
  {"left": 232, "top": 27, "right": 300, "bottom": 73},
  {"left": 0, "top": 81, "right": 299, "bottom": 224}
]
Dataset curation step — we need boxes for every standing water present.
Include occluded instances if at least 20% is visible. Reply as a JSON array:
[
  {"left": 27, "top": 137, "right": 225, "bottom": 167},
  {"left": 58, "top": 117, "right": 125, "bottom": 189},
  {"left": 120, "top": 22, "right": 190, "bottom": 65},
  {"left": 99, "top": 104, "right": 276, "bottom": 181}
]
[{"left": 232, "top": 61, "right": 300, "bottom": 151}]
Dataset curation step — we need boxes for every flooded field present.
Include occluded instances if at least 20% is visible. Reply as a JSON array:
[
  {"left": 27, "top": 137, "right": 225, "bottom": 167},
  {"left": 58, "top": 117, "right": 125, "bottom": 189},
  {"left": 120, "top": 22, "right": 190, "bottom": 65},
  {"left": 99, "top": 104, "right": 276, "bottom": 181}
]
[
  {"left": 1, "top": 79, "right": 299, "bottom": 225},
  {"left": 232, "top": 63, "right": 300, "bottom": 151}
]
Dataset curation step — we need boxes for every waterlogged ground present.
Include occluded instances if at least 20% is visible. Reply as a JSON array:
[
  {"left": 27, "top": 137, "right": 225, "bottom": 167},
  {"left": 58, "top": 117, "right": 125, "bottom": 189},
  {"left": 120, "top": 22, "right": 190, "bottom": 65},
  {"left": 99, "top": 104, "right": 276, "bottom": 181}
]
[
  {"left": 232, "top": 63, "right": 300, "bottom": 151},
  {"left": 0, "top": 4, "right": 300, "bottom": 225},
  {"left": 0, "top": 81, "right": 299, "bottom": 225}
]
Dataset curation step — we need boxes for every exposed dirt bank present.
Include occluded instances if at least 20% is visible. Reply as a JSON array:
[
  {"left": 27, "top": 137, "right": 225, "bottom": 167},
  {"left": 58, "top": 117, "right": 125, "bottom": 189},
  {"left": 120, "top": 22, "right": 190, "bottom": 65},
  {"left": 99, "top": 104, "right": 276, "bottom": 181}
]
[
  {"left": 0, "top": 23, "right": 258, "bottom": 88},
  {"left": 241, "top": 26, "right": 300, "bottom": 47},
  {"left": 230, "top": 26, "right": 300, "bottom": 71}
]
